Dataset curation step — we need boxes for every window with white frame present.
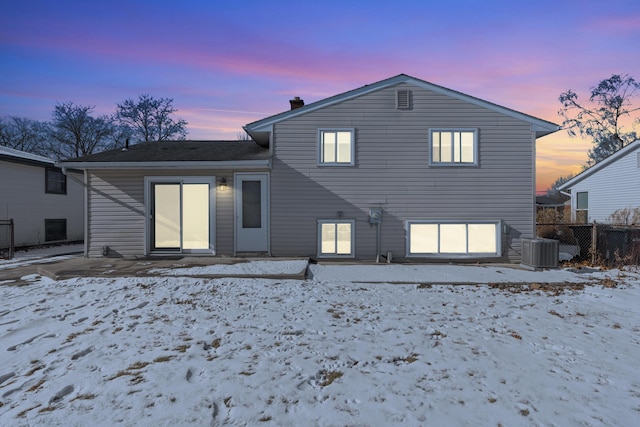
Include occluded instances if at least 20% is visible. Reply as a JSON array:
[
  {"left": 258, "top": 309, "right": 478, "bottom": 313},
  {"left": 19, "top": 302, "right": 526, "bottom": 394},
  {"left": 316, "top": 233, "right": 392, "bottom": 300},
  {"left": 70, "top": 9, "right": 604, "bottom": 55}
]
[
  {"left": 318, "top": 129, "right": 354, "bottom": 165},
  {"left": 408, "top": 221, "right": 500, "bottom": 256},
  {"left": 576, "top": 192, "right": 588, "bottom": 223},
  {"left": 318, "top": 220, "right": 354, "bottom": 257},
  {"left": 430, "top": 129, "right": 477, "bottom": 165}
]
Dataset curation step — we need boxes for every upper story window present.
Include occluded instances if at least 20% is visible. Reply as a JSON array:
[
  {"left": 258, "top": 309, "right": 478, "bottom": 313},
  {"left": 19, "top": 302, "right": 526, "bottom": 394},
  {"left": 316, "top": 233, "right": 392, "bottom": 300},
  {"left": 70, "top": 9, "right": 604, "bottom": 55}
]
[
  {"left": 45, "top": 168, "right": 67, "bottom": 194},
  {"left": 430, "top": 129, "right": 477, "bottom": 166},
  {"left": 318, "top": 129, "right": 355, "bottom": 166}
]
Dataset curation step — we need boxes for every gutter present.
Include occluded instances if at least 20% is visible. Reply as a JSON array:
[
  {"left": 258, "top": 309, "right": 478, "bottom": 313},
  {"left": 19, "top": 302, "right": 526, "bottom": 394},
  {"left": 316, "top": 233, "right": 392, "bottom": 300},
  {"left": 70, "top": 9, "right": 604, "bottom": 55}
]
[{"left": 57, "top": 159, "right": 271, "bottom": 170}]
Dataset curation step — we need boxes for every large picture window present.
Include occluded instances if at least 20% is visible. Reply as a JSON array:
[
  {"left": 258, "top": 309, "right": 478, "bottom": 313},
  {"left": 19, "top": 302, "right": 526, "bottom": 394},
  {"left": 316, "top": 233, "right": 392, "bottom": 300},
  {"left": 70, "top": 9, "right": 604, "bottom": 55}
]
[
  {"left": 430, "top": 129, "right": 477, "bottom": 165},
  {"left": 318, "top": 220, "right": 354, "bottom": 257},
  {"left": 408, "top": 221, "right": 500, "bottom": 256},
  {"left": 45, "top": 168, "right": 67, "bottom": 194},
  {"left": 318, "top": 129, "right": 355, "bottom": 165}
]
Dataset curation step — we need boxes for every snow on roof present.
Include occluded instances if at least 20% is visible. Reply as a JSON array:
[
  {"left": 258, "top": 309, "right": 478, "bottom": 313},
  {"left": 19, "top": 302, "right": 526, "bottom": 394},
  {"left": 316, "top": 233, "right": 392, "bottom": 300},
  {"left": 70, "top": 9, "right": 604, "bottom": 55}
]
[{"left": 0, "top": 145, "right": 54, "bottom": 165}]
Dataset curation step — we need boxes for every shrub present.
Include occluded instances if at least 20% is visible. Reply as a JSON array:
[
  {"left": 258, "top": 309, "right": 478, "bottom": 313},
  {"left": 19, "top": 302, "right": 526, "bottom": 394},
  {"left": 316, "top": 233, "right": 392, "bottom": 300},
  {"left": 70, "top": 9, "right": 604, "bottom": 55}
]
[{"left": 607, "top": 207, "right": 640, "bottom": 225}]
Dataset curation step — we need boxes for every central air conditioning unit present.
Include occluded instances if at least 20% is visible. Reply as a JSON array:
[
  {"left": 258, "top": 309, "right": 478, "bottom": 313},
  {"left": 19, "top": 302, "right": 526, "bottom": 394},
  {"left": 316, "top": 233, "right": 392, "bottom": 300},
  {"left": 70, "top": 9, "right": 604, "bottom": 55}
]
[{"left": 521, "top": 238, "right": 559, "bottom": 268}]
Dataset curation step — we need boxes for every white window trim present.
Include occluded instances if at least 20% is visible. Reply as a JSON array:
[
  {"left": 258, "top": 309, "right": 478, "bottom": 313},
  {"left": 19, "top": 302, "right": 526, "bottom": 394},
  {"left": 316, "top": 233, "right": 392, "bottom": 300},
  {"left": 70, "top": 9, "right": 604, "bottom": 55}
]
[
  {"left": 317, "top": 128, "right": 355, "bottom": 166},
  {"left": 317, "top": 219, "right": 355, "bottom": 258},
  {"left": 429, "top": 128, "right": 478, "bottom": 167},
  {"left": 575, "top": 191, "right": 588, "bottom": 211},
  {"left": 406, "top": 220, "right": 502, "bottom": 258},
  {"left": 575, "top": 191, "right": 588, "bottom": 222}
]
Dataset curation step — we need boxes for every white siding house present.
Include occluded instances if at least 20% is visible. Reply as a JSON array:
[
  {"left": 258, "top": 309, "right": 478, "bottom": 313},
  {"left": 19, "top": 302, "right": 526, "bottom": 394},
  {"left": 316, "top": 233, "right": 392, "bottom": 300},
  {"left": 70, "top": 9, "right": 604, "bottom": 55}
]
[
  {"left": 0, "top": 146, "right": 84, "bottom": 247},
  {"left": 559, "top": 140, "right": 640, "bottom": 223}
]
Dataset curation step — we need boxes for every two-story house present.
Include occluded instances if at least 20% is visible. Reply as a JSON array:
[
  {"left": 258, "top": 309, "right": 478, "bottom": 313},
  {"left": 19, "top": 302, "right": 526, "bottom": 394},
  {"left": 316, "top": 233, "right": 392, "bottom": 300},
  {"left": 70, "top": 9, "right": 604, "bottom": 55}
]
[
  {"left": 60, "top": 74, "right": 559, "bottom": 262},
  {"left": 0, "top": 145, "right": 84, "bottom": 249}
]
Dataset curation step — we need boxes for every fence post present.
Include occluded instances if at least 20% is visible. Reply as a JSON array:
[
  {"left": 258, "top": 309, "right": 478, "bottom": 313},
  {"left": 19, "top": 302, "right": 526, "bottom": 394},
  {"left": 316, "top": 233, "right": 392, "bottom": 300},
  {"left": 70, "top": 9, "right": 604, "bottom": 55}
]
[
  {"left": 9, "top": 218, "right": 14, "bottom": 260},
  {"left": 591, "top": 221, "right": 597, "bottom": 265}
]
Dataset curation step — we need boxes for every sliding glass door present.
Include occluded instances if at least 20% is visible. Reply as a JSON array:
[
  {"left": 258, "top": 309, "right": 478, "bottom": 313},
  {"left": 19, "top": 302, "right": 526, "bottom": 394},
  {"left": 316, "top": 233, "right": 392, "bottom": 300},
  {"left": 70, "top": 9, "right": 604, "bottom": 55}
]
[{"left": 148, "top": 178, "right": 214, "bottom": 254}]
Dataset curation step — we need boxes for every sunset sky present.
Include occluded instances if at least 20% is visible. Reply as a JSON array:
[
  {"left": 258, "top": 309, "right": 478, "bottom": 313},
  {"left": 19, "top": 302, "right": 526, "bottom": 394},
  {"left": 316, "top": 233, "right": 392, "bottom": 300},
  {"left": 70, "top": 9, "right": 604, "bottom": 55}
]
[{"left": 2, "top": 0, "right": 639, "bottom": 193}]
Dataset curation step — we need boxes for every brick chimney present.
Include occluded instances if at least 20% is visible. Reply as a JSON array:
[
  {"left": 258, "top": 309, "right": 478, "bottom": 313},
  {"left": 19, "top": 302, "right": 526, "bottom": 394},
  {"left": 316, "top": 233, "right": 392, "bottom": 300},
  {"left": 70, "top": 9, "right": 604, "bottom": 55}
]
[{"left": 289, "top": 96, "right": 304, "bottom": 110}]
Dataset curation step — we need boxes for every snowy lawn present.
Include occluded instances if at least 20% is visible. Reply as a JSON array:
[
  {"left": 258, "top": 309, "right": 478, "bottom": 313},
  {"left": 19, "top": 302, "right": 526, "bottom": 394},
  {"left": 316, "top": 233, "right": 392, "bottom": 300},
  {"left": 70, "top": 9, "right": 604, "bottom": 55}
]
[{"left": 1, "top": 264, "right": 640, "bottom": 426}]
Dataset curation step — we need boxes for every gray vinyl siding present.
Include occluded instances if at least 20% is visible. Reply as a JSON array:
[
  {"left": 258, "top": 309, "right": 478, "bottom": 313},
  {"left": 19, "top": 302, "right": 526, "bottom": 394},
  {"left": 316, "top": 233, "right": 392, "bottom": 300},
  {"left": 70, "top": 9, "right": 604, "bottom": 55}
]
[
  {"left": 0, "top": 160, "right": 83, "bottom": 247},
  {"left": 85, "top": 168, "right": 264, "bottom": 258},
  {"left": 270, "top": 82, "right": 535, "bottom": 262},
  {"left": 86, "top": 171, "right": 145, "bottom": 257}
]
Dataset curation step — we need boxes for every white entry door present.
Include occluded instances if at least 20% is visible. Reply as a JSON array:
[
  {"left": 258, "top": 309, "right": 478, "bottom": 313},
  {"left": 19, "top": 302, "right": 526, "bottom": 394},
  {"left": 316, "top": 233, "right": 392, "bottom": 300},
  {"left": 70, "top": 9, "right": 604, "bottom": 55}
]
[{"left": 235, "top": 173, "right": 269, "bottom": 253}]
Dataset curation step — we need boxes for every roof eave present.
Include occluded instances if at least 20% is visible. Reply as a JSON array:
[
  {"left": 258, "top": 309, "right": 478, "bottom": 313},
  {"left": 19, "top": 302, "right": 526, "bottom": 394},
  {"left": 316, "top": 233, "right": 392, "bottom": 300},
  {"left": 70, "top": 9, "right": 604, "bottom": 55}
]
[
  {"left": 57, "top": 159, "right": 271, "bottom": 170},
  {"left": 558, "top": 139, "right": 640, "bottom": 191},
  {"left": 534, "top": 125, "right": 561, "bottom": 139},
  {"left": 244, "top": 75, "right": 411, "bottom": 133},
  {"left": 244, "top": 74, "right": 560, "bottom": 137},
  {"left": 243, "top": 125, "right": 271, "bottom": 147}
]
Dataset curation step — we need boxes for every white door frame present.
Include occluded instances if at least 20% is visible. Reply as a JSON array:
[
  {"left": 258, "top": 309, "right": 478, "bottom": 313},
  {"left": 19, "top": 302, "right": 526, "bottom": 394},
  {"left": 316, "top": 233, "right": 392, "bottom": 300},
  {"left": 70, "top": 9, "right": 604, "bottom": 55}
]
[
  {"left": 234, "top": 172, "right": 269, "bottom": 254},
  {"left": 144, "top": 176, "right": 216, "bottom": 255}
]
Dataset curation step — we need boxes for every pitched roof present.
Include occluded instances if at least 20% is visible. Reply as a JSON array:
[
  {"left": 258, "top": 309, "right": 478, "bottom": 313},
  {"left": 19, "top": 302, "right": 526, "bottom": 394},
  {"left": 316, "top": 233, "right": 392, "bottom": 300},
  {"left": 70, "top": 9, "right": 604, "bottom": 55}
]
[
  {"left": 536, "top": 195, "right": 569, "bottom": 206},
  {"left": 59, "top": 140, "right": 270, "bottom": 169},
  {"left": 0, "top": 145, "right": 55, "bottom": 167},
  {"left": 558, "top": 140, "right": 640, "bottom": 191},
  {"left": 244, "top": 74, "right": 560, "bottom": 145}
]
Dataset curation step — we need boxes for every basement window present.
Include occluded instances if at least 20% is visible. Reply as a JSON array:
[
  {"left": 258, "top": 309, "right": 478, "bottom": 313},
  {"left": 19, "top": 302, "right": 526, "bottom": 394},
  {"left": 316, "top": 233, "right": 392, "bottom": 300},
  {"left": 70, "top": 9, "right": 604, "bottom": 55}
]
[
  {"left": 45, "top": 219, "right": 67, "bottom": 242},
  {"left": 318, "top": 219, "right": 355, "bottom": 257},
  {"left": 407, "top": 221, "right": 500, "bottom": 257}
]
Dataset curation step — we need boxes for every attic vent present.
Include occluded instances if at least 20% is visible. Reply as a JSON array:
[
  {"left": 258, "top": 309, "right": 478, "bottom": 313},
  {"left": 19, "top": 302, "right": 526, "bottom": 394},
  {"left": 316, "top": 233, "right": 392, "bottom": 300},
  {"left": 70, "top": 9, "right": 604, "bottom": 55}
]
[{"left": 397, "top": 90, "right": 411, "bottom": 109}]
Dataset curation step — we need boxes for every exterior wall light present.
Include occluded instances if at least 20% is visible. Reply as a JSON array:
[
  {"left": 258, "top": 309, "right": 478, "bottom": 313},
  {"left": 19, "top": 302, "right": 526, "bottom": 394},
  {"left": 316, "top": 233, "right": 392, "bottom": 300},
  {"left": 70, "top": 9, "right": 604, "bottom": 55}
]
[{"left": 219, "top": 177, "right": 228, "bottom": 191}]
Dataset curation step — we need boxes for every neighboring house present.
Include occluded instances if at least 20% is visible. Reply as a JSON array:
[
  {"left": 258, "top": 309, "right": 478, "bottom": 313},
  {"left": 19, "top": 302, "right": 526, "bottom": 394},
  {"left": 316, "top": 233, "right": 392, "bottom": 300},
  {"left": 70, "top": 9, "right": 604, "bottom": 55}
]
[
  {"left": 60, "top": 74, "right": 559, "bottom": 262},
  {"left": 0, "top": 146, "right": 84, "bottom": 248},
  {"left": 536, "top": 195, "right": 569, "bottom": 215},
  {"left": 558, "top": 140, "right": 640, "bottom": 224}
]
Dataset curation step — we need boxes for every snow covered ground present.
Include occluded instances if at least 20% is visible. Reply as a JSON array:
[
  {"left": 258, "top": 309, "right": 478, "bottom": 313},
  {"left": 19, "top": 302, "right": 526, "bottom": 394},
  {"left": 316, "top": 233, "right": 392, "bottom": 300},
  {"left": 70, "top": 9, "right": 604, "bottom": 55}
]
[
  {"left": 1, "top": 261, "right": 640, "bottom": 426},
  {"left": 0, "top": 244, "right": 83, "bottom": 272}
]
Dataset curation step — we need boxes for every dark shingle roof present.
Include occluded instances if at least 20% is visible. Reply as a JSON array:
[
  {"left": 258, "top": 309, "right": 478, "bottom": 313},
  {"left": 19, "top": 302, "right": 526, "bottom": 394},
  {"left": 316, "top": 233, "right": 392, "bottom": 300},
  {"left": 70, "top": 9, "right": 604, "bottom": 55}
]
[
  {"left": 64, "top": 140, "right": 269, "bottom": 163},
  {"left": 536, "top": 195, "right": 569, "bottom": 206}
]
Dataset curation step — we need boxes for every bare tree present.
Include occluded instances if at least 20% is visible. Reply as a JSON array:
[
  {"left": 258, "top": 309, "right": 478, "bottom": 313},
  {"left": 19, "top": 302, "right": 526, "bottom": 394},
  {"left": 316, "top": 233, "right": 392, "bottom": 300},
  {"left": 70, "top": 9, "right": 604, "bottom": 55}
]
[
  {"left": 115, "top": 94, "right": 187, "bottom": 142},
  {"left": 50, "top": 102, "right": 117, "bottom": 159},
  {"left": 0, "top": 116, "right": 50, "bottom": 156},
  {"left": 546, "top": 173, "right": 575, "bottom": 198},
  {"left": 236, "top": 131, "right": 252, "bottom": 141},
  {"left": 559, "top": 74, "right": 640, "bottom": 165}
]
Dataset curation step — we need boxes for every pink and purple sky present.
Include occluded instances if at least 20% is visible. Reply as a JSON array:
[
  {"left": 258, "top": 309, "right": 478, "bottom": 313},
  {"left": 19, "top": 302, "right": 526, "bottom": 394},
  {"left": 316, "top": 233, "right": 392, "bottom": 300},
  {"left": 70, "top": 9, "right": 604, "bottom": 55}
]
[{"left": 2, "top": 0, "right": 639, "bottom": 193}]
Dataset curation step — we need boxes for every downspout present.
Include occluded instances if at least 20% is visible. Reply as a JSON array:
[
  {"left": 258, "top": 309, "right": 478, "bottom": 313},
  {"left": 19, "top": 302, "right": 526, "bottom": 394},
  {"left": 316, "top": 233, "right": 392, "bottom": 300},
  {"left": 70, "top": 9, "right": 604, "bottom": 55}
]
[
  {"left": 531, "top": 129, "right": 537, "bottom": 241},
  {"left": 60, "top": 165, "right": 89, "bottom": 258},
  {"left": 83, "top": 169, "right": 88, "bottom": 257},
  {"left": 376, "top": 221, "right": 381, "bottom": 263}
]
